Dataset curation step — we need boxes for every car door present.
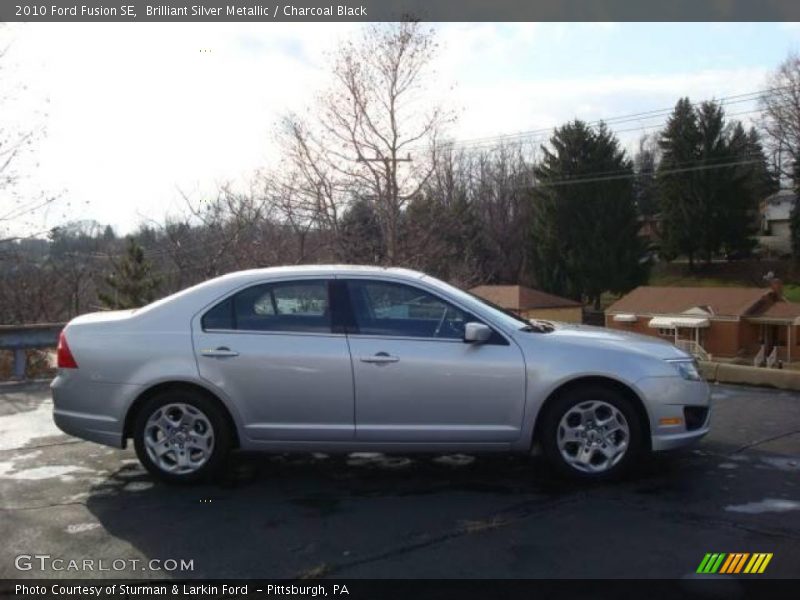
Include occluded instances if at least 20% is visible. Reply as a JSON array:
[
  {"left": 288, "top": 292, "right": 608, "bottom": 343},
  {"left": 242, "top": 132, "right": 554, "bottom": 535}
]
[
  {"left": 342, "top": 278, "right": 527, "bottom": 443},
  {"left": 193, "top": 278, "right": 355, "bottom": 442}
]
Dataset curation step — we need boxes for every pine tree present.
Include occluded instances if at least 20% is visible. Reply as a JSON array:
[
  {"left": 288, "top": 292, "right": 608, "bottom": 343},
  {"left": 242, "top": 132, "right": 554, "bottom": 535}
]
[
  {"left": 658, "top": 99, "right": 772, "bottom": 266},
  {"left": 98, "top": 237, "right": 161, "bottom": 309},
  {"left": 531, "top": 120, "right": 646, "bottom": 308},
  {"left": 339, "top": 198, "right": 384, "bottom": 264},
  {"left": 658, "top": 98, "right": 703, "bottom": 267},
  {"left": 791, "top": 161, "right": 800, "bottom": 260}
]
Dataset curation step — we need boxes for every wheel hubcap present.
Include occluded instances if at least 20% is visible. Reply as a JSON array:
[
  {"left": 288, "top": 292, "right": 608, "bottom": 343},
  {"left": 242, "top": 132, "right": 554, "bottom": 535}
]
[
  {"left": 144, "top": 403, "right": 214, "bottom": 475},
  {"left": 556, "top": 400, "right": 629, "bottom": 473}
]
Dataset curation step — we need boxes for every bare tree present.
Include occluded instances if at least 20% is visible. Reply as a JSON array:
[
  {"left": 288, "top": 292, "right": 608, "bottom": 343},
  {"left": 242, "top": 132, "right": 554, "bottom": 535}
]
[
  {"left": 277, "top": 22, "right": 454, "bottom": 264},
  {"left": 0, "top": 32, "right": 54, "bottom": 243},
  {"left": 760, "top": 52, "right": 800, "bottom": 181}
]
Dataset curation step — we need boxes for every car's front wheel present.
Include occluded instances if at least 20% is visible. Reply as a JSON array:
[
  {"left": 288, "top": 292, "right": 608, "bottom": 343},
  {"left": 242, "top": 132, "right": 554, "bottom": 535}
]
[
  {"left": 133, "top": 389, "right": 231, "bottom": 484},
  {"left": 540, "top": 385, "right": 645, "bottom": 481}
]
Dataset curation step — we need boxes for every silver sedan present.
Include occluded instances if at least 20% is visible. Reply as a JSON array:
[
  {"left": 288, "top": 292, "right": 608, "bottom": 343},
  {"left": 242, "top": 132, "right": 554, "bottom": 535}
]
[{"left": 51, "top": 266, "right": 710, "bottom": 483}]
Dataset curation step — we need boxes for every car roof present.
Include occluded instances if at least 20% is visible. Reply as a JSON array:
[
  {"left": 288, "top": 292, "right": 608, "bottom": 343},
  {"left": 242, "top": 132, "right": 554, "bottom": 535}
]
[
  {"left": 134, "top": 265, "right": 430, "bottom": 319},
  {"left": 217, "top": 264, "right": 427, "bottom": 283}
]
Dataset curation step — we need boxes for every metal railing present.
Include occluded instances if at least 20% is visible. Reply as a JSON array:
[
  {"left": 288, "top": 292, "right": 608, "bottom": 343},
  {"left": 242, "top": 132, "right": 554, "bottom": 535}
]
[
  {"left": 0, "top": 323, "right": 65, "bottom": 380},
  {"left": 766, "top": 346, "right": 779, "bottom": 369},
  {"left": 754, "top": 345, "right": 765, "bottom": 367},
  {"left": 675, "top": 340, "right": 711, "bottom": 362}
]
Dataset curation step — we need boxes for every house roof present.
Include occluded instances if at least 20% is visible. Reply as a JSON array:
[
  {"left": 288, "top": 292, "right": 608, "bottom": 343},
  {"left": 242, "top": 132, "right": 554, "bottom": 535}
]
[
  {"left": 751, "top": 301, "right": 800, "bottom": 321},
  {"left": 469, "top": 285, "right": 581, "bottom": 310},
  {"left": 606, "top": 286, "right": 772, "bottom": 318}
]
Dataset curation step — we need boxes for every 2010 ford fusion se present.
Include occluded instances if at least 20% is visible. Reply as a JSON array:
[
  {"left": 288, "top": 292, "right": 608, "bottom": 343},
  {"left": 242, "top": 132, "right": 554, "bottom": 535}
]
[{"left": 51, "top": 265, "right": 710, "bottom": 483}]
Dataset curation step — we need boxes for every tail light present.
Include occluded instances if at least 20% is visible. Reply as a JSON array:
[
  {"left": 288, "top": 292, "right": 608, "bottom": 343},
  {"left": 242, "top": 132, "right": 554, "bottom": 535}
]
[{"left": 57, "top": 331, "right": 78, "bottom": 369}]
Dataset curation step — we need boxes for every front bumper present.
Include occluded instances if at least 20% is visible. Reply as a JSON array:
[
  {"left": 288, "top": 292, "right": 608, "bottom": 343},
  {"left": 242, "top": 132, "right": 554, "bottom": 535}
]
[{"left": 636, "top": 376, "right": 711, "bottom": 452}]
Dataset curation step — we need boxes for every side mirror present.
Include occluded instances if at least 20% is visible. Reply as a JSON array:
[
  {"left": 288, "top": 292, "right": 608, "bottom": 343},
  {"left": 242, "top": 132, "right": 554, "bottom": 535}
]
[{"left": 464, "top": 322, "right": 492, "bottom": 344}]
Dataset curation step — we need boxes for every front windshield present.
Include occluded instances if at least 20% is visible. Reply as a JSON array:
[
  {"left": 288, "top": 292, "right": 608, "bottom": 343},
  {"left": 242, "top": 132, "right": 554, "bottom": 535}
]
[{"left": 420, "top": 276, "right": 543, "bottom": 331}]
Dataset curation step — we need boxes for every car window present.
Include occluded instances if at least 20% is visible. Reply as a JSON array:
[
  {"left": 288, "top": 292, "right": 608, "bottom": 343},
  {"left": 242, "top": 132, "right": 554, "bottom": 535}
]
[
  {"left": 202, "top": 280, "right": 331, "bottom": 333},
  {"left": 347, "top": 280, "right": 471, "bottom": 339},
  {"left": 201, "top": 297, "right": 234, "bottom": 330}
]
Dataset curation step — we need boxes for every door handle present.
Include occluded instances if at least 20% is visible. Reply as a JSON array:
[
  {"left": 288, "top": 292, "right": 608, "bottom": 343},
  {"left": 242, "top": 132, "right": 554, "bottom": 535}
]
[
  {"left": 360, "top": 352, "right": 399, "bottom": 364},
  {"left": 201, "top": 347, "right": 239, "bottom": 358}
]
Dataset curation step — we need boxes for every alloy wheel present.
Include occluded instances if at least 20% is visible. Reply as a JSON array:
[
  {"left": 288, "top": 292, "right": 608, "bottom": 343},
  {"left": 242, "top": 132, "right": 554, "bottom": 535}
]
[
  {"left": 143, "top": 403, "right": 215, "bottom": 475},
  {"left": 556, "top": 400, "right": 630, "bottom": 474}
]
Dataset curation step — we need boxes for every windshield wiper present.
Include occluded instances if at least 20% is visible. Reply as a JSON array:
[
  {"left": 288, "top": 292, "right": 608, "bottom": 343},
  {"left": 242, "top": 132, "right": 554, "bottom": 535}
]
[{"left": 521, "top": 320, "right": 555, "bottom": 333}]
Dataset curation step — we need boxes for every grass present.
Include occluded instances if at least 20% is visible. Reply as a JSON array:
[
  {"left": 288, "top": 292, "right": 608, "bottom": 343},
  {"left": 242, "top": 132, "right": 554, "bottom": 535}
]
[
  {"left": 783, "top": 284, "right": 800, "bottom": 303},
  {"left": 648, "top": 274, "right": 751, "bottom": 288}
]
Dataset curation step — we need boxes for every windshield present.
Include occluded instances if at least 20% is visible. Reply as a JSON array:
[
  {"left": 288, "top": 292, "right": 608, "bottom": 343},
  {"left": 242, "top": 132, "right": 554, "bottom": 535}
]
[{"left": 420, "top": 276, "right": 552, "bottom": 332}]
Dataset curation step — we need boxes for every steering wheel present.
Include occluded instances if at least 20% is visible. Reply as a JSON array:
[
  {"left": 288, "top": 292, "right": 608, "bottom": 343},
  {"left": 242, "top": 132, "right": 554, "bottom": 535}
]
[{"left": 433, "top": 306, "right": 449, "bottom": 338}]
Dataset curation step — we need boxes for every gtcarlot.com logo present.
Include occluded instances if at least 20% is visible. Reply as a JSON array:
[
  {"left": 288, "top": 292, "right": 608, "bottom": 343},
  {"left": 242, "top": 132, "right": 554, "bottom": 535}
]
[{"left": 696, "top": 552, "right": 773, "bottom": 574}]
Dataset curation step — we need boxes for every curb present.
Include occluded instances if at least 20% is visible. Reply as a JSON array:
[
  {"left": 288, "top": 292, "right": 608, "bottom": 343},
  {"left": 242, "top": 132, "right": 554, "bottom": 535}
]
[{"left": 700, "top": 361, "right": 800, "bottom": 391}]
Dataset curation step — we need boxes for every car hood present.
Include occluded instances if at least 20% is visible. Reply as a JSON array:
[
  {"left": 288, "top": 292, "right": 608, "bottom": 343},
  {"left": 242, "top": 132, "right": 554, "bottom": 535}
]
[{"left": 534, "top": 321, "right": 690, "bottom": 360}]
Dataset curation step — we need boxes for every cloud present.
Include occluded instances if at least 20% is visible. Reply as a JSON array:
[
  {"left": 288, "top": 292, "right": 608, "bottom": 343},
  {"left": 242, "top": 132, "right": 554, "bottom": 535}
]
[{"left": 0, "top": 23, "right": 789, "bottom": 235}]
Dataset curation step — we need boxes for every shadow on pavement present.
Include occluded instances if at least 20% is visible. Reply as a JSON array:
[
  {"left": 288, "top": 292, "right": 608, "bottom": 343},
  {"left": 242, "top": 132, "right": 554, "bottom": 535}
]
[{"left": 82, "top": 449, "right": 704, "bottom": 578}]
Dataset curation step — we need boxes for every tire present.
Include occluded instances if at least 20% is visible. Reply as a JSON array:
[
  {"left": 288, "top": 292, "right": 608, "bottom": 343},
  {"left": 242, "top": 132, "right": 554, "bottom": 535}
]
[
  {"left": 133, "top": 388, "right": 232, "bottom": 484},
  {"left": 540, "top": 385, "right": 645, "bottom": 481}
]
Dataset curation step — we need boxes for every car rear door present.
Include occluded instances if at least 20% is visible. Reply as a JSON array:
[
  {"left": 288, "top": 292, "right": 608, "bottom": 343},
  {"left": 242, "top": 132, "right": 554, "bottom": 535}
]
[
  {"left": 340, "top": 278, "right": 527, "bottom": 443},
  {"left": 192, "top": 277, "right": 355, "bottom": 442}
]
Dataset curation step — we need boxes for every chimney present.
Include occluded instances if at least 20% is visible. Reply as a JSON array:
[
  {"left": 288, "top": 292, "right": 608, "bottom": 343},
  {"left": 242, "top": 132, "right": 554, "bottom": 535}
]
[{"left": 770, "top": 277, "right": 784, "bottom": 299}]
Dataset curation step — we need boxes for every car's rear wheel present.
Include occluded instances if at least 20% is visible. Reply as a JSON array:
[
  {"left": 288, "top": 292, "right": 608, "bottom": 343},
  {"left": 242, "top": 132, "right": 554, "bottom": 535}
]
[
  {"left": 540, "top": 385, "right": 645, "bottom": 481},
  {"left": 133, "top": 389, "right": 231, "bottom": 484}
]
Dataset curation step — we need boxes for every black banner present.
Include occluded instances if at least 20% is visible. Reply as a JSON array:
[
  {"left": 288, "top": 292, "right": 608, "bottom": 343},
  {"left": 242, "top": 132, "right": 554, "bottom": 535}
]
[
  {"left": 3, "top": 0, "right": 800, "bottom": 23},
  {"left": 3, "top": 579, "right": 800, "bottom": 600}
]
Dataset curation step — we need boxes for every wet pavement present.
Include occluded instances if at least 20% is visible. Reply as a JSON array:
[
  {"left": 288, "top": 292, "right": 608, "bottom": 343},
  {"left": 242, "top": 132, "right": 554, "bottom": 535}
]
[{"left": 0, "top": 381, "right": 799, "bottom": 579}]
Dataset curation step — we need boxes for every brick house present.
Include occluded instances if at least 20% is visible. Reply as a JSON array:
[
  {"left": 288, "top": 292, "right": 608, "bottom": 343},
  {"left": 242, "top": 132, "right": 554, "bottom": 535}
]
[
  {"left": 470, "top": 285, "right": 582, "bottom": 323},
  {"left": 605, "top": 282, "right": 800, "bottom": 364}
]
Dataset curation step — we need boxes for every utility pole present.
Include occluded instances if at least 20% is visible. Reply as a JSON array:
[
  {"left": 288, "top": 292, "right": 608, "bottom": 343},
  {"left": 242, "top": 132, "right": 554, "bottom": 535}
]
[
  {"left": 354, "top": 154, "right": 413, "bottom": 264},
  {"left": 356, "top": 153, "right": 413, "bottom": 164}
]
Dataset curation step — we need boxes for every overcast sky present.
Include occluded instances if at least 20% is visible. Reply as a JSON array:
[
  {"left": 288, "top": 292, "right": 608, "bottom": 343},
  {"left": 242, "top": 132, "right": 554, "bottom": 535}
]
[{"left": 3, "top": 22, "right": 800, "bottom": 237}]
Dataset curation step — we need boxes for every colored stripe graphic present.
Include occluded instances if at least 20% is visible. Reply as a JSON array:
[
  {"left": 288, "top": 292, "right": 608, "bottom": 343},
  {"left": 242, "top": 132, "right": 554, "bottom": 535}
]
[
  {"left": 722, "top": 553, "right": 749, "bottom": 574},
  {"left": 733, "top": 553, "right": 750, "bottom": 573},
  {"left": 697, "top": 553, "right": 727, "bottom": 573},
  {"left": 719, "top": 554, "right": 736, "bottom": 574},
  {"left": 701, "top": 552, "right": 772, "bottom": 574},
  {"left": 697, "top": 554, "right": 713, "bottom": 573}
]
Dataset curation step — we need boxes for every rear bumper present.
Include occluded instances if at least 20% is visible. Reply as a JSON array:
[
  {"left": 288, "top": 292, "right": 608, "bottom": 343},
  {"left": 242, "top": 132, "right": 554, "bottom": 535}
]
[
  {"left": 51, "top": 371, "right": 141, "bottom": 448},
  {"left": 53, "top": 409, "right": 124, "bottom": 448}
]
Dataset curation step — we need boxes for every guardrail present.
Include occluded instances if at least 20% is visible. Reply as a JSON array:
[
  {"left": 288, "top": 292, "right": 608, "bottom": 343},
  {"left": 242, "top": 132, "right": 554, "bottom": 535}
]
[{"left": 0, "top": 323, "right": 66, "bottom": 380}]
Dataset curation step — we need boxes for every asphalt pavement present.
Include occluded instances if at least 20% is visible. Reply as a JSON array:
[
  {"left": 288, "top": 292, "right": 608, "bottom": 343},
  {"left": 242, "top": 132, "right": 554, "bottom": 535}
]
[{"left": 0, "top": 381, "right": 798, "bottom": 579}]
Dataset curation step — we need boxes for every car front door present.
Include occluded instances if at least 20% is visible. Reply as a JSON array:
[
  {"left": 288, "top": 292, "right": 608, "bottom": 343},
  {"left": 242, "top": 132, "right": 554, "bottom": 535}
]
[
  {"left": 342, "top": 278, "right": 527, "bottom": 443},
  {"left": 193, "top": 278, "right": 355, "bottom": 442}
]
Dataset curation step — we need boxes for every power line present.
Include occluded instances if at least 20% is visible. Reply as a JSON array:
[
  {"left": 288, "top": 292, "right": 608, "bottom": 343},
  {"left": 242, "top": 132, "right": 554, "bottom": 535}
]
[{"left": 428, "top": 85, "right": 792, "bottom": 152}]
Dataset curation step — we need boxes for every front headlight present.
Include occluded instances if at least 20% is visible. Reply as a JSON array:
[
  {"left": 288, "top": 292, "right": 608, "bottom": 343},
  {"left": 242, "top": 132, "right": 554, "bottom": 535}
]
[{"left": 667, "top": 359, "right": 702, "bottom": 381}]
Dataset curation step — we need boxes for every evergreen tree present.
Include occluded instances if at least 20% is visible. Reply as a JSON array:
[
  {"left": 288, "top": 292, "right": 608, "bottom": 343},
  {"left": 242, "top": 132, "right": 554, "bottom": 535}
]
[
  {"left": 531, "top": 120, "right": 646, "bottom": 308},
  {"left": 791, "top": 161, "right": 800, "bottom": 260},
  {"left": 339, "top": 198, "right": 384, "bottom": 264},
  {"left": 98, "top": 237, "right": 161, "bottom": 309},
  {"left": 658, "top": 99, "right": 772, "bottom": 266},
  {"left": 658, "top": 98, "right": 703, "bottom": 266},
  {"left": 744, "top": 127, "right": 779, "bottom": 200}
]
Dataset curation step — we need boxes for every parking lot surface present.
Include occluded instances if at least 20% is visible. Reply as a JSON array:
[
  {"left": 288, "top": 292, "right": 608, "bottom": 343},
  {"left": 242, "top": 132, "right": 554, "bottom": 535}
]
[{"left": 1, "top": 381, "right": 799, "bottom": 579}]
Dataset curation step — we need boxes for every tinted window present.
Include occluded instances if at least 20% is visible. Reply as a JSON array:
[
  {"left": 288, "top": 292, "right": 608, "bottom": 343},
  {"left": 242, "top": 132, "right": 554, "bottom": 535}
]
[
  {"left": 202, "top": 280, "right": 331, "bottom": 333},
  {"left": 201, "top": 297, "right": 234, "bottom": 330},
  {"left": 347, "top": 280, "right": 471, "bottom": 339}
]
